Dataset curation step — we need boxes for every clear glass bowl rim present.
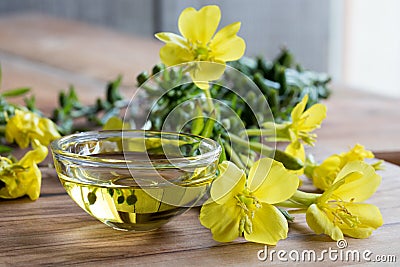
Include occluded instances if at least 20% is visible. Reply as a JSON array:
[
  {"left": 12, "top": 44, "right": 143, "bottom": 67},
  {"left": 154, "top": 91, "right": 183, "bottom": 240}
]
[{"left": 50, "top": 130, "right": 222, "bottom": 169}]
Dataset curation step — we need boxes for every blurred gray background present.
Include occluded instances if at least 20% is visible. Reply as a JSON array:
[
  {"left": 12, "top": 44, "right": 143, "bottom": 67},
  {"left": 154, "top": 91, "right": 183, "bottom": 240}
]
[
  {"left": 1, "top": 0, "right": 399, "bottom": 97},
  {"left": 0, "top": 0, "right": 332, "bottom": 72}
]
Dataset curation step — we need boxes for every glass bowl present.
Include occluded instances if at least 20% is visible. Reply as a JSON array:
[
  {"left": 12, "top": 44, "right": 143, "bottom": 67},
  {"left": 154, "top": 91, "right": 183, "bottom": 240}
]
[{"left": 50, "top": 130, "right": 221, "bottom": 231}]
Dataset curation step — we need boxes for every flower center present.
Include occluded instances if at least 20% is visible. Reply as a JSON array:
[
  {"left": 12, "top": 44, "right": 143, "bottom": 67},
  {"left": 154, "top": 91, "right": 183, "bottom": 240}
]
[
  {"left": 188, "top": 40, "right": 211, "bottom": 61},
  {"left": 325, "top": 201, "right": 361, "bottom": 228},
  {"left": 194, "top": 46, "right": 210, "bottom": 61},
  {"left": 235, "top": 190, "right": 261, "bottom": 235}
]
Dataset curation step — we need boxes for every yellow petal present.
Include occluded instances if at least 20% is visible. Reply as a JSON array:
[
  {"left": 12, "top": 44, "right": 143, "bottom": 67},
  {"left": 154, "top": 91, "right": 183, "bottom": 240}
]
[
  {"left": 5, "top": 110, "right": 31, "bottom": 148},
  {"left": 340, "top": 203, "right": 383, "bottom": 239},
  {"left": 342, "top": 227, "right": 375, "bottom": 239},
  {"left": 189, "top": 61, "right": 226, "bottom": 89},
  {"left": 342, "top": 144, "right": 374, "bottom": 161},
  {"left": 210, "top": 22, "right": 246, "bottom": 62},
  {"left": 159, "top": 43, "right": 193, "bottom": 66},
  {"left": 245, "top": 204, "right": 288, "bottom": 245},
  {"left": 344, "top": 203, "right": 383, "bottom": 229},
  {"left": 0, "top": 164, "right": 18, "bottom": 199},
  {"left": 5, "top": 110, "right": 60, "bottom": 148},
  {"left": 103, "top": 116, "right": 132, "bottom": 130},
  {"left": 306, "top": 204, "right": 344, "bottom": 241},
  {"left": 19, "top": 141, "right": 48, "bottom": 166},
  {"left": 4, "top": 120, "right": 14, "bottom": 143},
  {"left": 315, "top": 155, "right": 341, "bottom": 174},
  {"left": 333, "top": 161, "right": 381, "bottom": 202},
  {"left": 38, "top": 117, "right": 61, "bottom": 145},
  {"left": 154, "top": 32, "right": 187, "bottom": 47},
  {"left": 24, "top": 163, "right": 42, "bottom": 200},
  {"left": 291, "top": 94, "right": 308, "bottom": 122},
  {"left": 300, "top": 103, "right": 327, "bottom": 132},
  {"left": 210, "top": 161, "right": 245, "bottom": 204},
  {"left": 312, "top": 155, "right": 341, "bottom": 190},
  {"left": 200, "top": 200, "right": 241, "bottom": 242},
  {"left": 318, "top": 171, "right": 362, "bottom": 204},
  {"left": 193, "top": 80, "right": 210, "bottom": 90},
  {"left": 103, "top": 117, "right": 124, "bottom": 130},
  {"left": 285, "top": 141, "right": 305, "bottom": 164},
  {"left": 20, "top": 143, "right": 47, "bottom": 200},
  {"left": 178, "top": 5, "right": 220, "bottom": 44},
  {"left": 0, "top": 143, "right": 47, "bottom": 200},
  {"left": 248, "top": 158, "right": 299, "bottom": 204},
  {"left": 285, "top": 141, "right": 306, "bottom": 177}
]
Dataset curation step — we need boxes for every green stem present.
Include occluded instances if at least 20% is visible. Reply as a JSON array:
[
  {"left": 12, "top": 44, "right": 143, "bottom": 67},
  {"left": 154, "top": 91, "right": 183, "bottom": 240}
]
[
  {"left": 227, "top": 133, "right": 274, "bottom": 156},
  {"left": 290, "top": 190, "right": 320, "bottom": 207},
  {"left": 245, "top": 128, "right": 275, "bottom": 136},
  {"left": 0, "top": 125, "right": 5, "bottom": 134},
  {"left": 276, "top": 200, "right": 308, "bottom": 209},
  {"left": 288, "top": 208, "right": 308, "bottom": 214},
  {"left": 224, "top": 141, "right": 247, "bottom": 172},
  {"left": 239, "top": 153, "right": 254, "bottom": 169},
  {"left": 276, "top": 191, "right": 320, "bottom": 208},
  {"left": 204, "top": 89, "right": 215, "bottom": 112},
  {"left": 304, "top": 162, "right": 316, "bottom": 179}
]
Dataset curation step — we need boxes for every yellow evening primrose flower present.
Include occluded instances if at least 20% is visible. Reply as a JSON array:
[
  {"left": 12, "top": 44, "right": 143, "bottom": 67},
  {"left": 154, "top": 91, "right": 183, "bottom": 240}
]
[
  {"left": 306, "top": 161, "right": 383, "bottom": 241},
  {"left": 263, "top": 95, "right": 327, "bottom": 165},
  {"left": 0, "top": 140, "right": 48, "bottom": 200},
  {"left": 200, "top": 158, "right": 299, "bottom": 244},
  {"left": 155, "top": 5, "right": 246, "bottom": 89},
  {"left": 102, "top": 116, "right": 131, "bottom": 130},
  {"left": 309, "top": 144, "right": 381, "bottom": 191},
  {"left": 5, "top": 109, "right": 60, "bottom": 148},
  {"left": 284, "top": 94, "right": 326, "bottom": 163}
]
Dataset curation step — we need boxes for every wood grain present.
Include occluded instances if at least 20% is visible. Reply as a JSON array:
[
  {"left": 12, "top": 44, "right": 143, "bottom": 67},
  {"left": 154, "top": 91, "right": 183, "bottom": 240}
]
[
  {"left": 0, "top": 162, "right": 399, "bottom": 266},
  {"left": 0, "top": 14, "right": 161, "bottom": 87},
  {"left": 374, "top": 151, "right": 400, "bottom": 166},
  {"left": 0, "top": 52, "right": 107, "bottom": 115},
  {"left": 316, "top": 88, "right": 400, "bottom": 152}
]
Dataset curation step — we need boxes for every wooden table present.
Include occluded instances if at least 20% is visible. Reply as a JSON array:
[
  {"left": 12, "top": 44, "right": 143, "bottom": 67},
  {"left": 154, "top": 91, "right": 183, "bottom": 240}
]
[{"left": 1, "top": 14, "right": 400, "bottom": 266}]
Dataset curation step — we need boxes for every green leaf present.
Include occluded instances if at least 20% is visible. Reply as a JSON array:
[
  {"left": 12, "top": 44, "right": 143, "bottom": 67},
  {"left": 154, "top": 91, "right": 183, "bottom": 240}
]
[
  {"left": 274, "top": 48, "right": 294, "bottom": 68},
  {"left": 68, "top": 86, "right": 78, "bottom": 101},
  {"left": 201, "top": 111, "right": 216, "bottom": 138},
  {"left": 107, "top": 76, "right": 123, "bottom": 104},
  {"left": 24, "top": 95, "right": 38, "bottom": 112},
  {"left": 152, "top": 63, "right": 165, "bottom": 75},
  {"left": 0, "top": 144, "right": 12, "bottom": 153},
  {"left": 0, "top": 87, "right": 30, "bottom": 97},
  {"left": 217, "top": 136, "right": 226, "bottom": 163},
  {"left": 191, "top": 102, "right": 205, "bottom": 135},
  {"left": 137, "top": 71, "right": 149, "bottom": 86}
]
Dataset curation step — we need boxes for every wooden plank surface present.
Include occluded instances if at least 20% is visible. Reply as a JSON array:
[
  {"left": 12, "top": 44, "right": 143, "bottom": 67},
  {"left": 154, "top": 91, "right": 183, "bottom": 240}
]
[
  {"left": 0, "top": 14, "right": 161, "bottom": 87},
  {"left": 0, "top": 162, "right": 399, "bottom": 266},
  {"left": 374, "top": 151, "right": 400, "bottom": 166},
  {"left": 0, "top": 14, "right": 400, "bottom": 266},
  {"left": 0, "top": 52, "right": 107, "bottom": 115},
  {"left": 317, "top": 88, "right": 400, "bottom": 152}
]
